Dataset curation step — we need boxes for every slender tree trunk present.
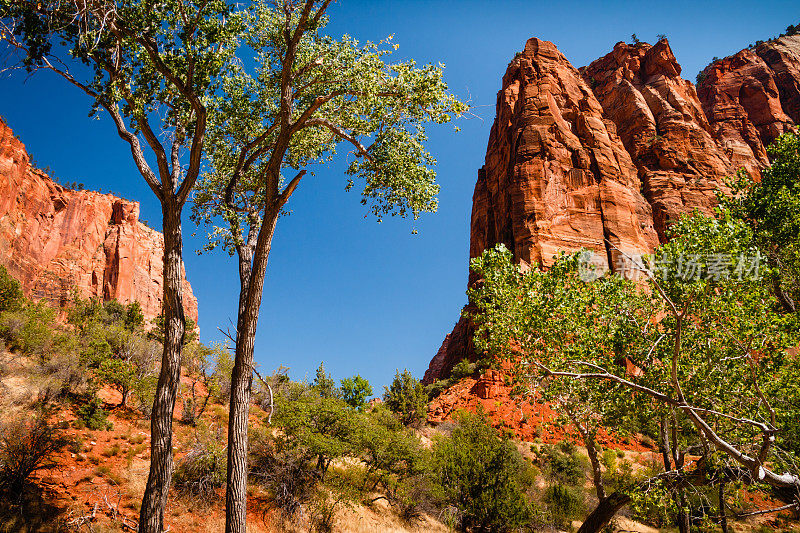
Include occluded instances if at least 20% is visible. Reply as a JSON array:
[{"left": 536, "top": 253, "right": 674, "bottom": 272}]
[
  {"left": 720, "top": 481, "right": 729, "bottom": 533},
  {"left": 585, "top": 434, "right": 606, "bottom": 499},
  {"left": 225, "top": 209, "right": 280, "bottom": 533},
  {"left": 677, "top": 490, "right": 690, "bottom": 533},
  {"left": 139, "top": 202, "right": 187, "bottom": 533},
  {"left": 567, "top": 409, "right": 605, "bottom": 501}
]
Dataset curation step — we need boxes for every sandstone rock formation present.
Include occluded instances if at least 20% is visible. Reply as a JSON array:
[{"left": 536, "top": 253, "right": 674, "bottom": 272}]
[
  {"left": 426, "top": 35, "right": 800, "bottom": 384},
  {"left": 0, "top": 119, "right": 198, "bottom": 323},
  {"left": 472, "top": 38, "right": 659, "bottom": 274},
  {"left": 424, "top": 38, "right": 661, "bottom": 384},
  {"left": 583, "top": 39, "right": 734, "bottom": 240},
  {"left": 696, "top": 35, "right": 800, "bottom": 175}
]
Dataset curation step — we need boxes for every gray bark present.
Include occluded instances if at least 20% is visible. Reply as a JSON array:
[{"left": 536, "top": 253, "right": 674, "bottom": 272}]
[{"left": 138, "top": 202, "right": 187, "bottom": 533}]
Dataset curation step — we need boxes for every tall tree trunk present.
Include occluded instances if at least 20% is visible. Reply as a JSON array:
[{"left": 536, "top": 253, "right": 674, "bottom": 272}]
[
  {"left": 139, "top": 202, "right": 187, "bottom": 533},
  {"left": 225, "top": 209, "right": 280, "bottom": 533}
]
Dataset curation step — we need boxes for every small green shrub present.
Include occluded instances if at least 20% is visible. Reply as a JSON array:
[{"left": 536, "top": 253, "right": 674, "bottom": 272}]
[
  {"left": 212, "top": 347, "right": 234, "bottom": 402},
  {"left": 450, "top": 358, "right": 476, "bottom": 381},
  {"left": 540, "top": 441, "right": 584, "bottom": 486},
  {"left": 431, "top": 410, "right": 533, "bottom": 531},
  {"left": 425, "top": 379, "right": 449, "bottom": 400},
  {"left": 77, "top": 395, "right": 110, "bottom": 431},
  {"left": 0, "top": 266, "right": 22, "bottom": 313},
  {"left": 0, "top": 303, "right": 57, "bottom": 358},
  {"left": 384, "top": 369, "right": 428, "bottom": 426},
  {"left": 544, "top": 484, "right": 584, "bottom": 528},
  {"left": 132, "top": 374, "right": 158, "bottom": 418}
]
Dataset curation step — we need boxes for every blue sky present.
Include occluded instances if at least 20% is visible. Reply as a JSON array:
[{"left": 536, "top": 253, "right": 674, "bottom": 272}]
[{"left": 0, "top": 1, "right": 796, "bottom": 392}]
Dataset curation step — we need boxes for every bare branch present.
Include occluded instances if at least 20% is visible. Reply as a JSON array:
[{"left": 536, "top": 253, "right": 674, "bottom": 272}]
[
  {"left": 303, "top": 117, "right": 372, "bottom": 160},
  {"left": 277, "top": 169, "right": 306, "bottom": 207}
]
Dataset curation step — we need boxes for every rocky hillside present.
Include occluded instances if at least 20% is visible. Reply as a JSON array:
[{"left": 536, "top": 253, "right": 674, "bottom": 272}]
[
  {"left": 425, "top": 36, "right": 800, "bottom": 384},
  {"left": 0, "top": 119, "right": 198, "bottom": 323}
]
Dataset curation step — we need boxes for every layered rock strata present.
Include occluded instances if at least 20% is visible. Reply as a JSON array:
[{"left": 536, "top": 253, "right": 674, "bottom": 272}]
[
  {"left": 696, "top": 35, "right": 800, "bottom": 175},
  {"left": 583, "top": 39, "right": 734, "bottom": 240},
  {"left": 426, "top": 35, "right": 800, "bottom": 384},
  {"left": 0, "top": 119, "right": 198, "bottom": 323},
  {"left": 424, "top": 38, "right": 661, "bottom": 383}
]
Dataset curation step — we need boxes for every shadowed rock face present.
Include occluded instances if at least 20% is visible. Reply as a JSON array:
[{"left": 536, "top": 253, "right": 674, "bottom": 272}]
[
  {"left": 425, "top": 36, "right": 800, "bottom": 384},
  {"left": 0, "top": 119, "right": 198, "bottom": 324},
  {"left": 583, "top": 39, "right": 734, "bottom": 241},
  {"left": 424, "top": 38, "right": 661, "bottom": 384},
  {"left": 696, "top": 36, "right": 800, "bottom": 177},
  {"left": 471, "top": 38, "right": 659, "bottom": 277}
]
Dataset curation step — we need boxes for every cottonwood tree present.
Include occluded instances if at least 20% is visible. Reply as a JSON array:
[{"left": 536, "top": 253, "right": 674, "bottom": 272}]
[
  {"left": 0, "top": 2, "right": 242, "bottom": 530},
  {"left": 469, "top": 212, "right": 800, "bottom": 532},
  {"left": 725, "top": 133, "right": 800, "bottom": 313},
  {"left": 192, "top": 1, "right": 466, "bottom": 530}
]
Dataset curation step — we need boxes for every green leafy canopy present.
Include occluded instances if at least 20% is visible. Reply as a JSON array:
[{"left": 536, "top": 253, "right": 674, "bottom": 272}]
[{"left": 192, "top": 0, "right": 467, "bottom": 253}]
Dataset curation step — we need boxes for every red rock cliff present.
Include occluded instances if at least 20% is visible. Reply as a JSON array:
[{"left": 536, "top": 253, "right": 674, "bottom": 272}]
[
  {"left": 696, "top": 36, "right": 800, "bottom": 175},
  {"left": 0, "top": 119, "right": 198, "bottom": 324},
  {"left": 425, "top": 36, "right": 800, "bottom": 384},
  {"left": 424, "top": 38, "right": 661, "bottom": 383},
  {"left": 583, "top": 39, "right": 734, "bottom": 240}
]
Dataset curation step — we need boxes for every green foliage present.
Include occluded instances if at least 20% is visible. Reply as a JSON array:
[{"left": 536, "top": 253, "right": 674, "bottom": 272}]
[
  {"left": 249, "top": 427, "right": 318, "bottom": 518},
  {"left": 68, "top": 298, "right": 145, "bottom": 332},
  {"left": 543, "top": 484, "right": 584, "bottom": 529},
  {"left": 132, "top": 373, "right": 159, "bottom": 419},
  {"left": 77, "top": 395, "right": 110, "bottom": 431},
  {"left": 2, "top": 0, "right": 244, "bottom": 156},
  {"left": 148, "top": 311, "right": 198, "bottom": 346},
  {"left": 383, "top": 369, "right": 428, "bottom": 426},
  {"left": 0, "top": 266, "right": 22, "bottom": 313},
  {"left": 468, "top": 206, "right": 800, "bottom": 523},
  {"left": 0, "top": 290, "right": 164, "bottom": 413},
  {"left": 312, "top": 362, "right": 338, "bottom": 399},
  {"left": 600, "top": 449, "right": 635, "bottom": 494},
  {"left": 192, "top": 1, "right": 467, "bottom": 257},
  {"left": 450, "top": 358, "right": 476, "bottom": 381},
  {"left": 65, "top": 298, "right": 162, "bottom": 409},
  {"left": 339, "top": 374, "right": 372, "bottom": 411},
  {"left": 350, "top": 405, "right": 426, "bottom": 496},
  {"left": 723, "top": 133, "right": 800, "bottom": 313},
  {"left": 96, "top": 357, "right": 136, "bottom": 402},
  {"left": 430, "top": 410, "right": 533, "bottom": 532},
  {"left": 274, "top": 383, "right": 358, "bottom": 480},
  {"left": 211, "top": 344, "right": 234, "bottom": 403},
  {"left": 0, "top": 302, "right": 57, "bottom": 358},
  {"left": 540, "top": 442, "right": 584, "bottom": 486},
  {"left": 258, "top": 378, "right": 430, "bottom": 522},
  {"left": 181, "top": 341, "right": 227, "bottom": 423}
]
